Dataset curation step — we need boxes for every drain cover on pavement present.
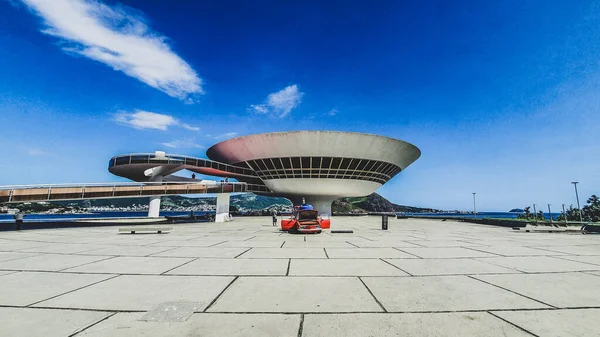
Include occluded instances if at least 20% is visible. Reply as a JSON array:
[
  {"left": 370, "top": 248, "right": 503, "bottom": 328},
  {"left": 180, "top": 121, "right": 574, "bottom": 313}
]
[{"left": 139, "top": 302, "right": 202, "bottom": 322}]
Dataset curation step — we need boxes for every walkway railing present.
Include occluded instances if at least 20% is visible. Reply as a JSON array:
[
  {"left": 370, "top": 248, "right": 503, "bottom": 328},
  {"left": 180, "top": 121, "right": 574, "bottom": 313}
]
[{"left": 0, "top": 181, "right": 270, "bottom": 203}]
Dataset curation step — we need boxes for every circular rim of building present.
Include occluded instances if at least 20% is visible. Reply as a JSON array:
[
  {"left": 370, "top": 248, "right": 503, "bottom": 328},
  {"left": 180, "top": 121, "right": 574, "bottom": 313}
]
[{"left": 206, "top": 130, "right": 421, "bottom": 169}]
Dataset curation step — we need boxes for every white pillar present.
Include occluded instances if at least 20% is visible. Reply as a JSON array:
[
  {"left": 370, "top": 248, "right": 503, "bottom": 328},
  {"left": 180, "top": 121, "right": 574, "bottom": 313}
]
[
  {"left": 148, "top": 196, "right": 161, "bottom": 218},
  {"left": 303, "top": 196, "right": 335, "bottom": 219},
  {"left": 215, "top": 193, "right": 231, "bottom": 222}
]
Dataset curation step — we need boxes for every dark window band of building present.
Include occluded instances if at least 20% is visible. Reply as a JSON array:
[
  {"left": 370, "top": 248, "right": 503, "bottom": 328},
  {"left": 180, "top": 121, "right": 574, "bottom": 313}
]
[
  {"left": 108, "top": 154, "right": 258, "bottom": 177},
  {"left": 242, "top": 157, "right": 402, "bottom": 184}
]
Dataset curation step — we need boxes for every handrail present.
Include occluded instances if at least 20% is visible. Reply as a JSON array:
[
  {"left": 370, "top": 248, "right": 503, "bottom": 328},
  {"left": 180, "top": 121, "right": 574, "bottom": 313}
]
[{"left": 0, "top": 181, "right": 246, "bottom": 190}]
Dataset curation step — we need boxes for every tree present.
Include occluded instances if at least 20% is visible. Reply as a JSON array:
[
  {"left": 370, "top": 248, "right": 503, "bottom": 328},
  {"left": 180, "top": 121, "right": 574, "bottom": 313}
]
[
  {"left": 517, "top": 206, "right": 533, "bottom": 220},
  {"left": 583, "top": 194, "right": 600, "bottom": 222}
]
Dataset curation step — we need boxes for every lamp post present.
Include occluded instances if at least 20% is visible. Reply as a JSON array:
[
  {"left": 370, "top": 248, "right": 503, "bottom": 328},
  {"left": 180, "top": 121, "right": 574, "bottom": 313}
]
[
  {"left": 472, "top": 193, "right": 477, "bottom": 218},
  {"left": 533, "top": 204, "right": 537, "bottom": 223},
  {"left": 571, "top": 182, "right": 583, "bottom": 223},
  {"left": 547, "top": 204, "right": 552, "bottom": 223}
]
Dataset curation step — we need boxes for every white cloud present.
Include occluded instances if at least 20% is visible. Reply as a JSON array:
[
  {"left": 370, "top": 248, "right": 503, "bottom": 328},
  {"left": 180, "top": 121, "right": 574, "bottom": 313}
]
[
  {"left": 114, "top": 110, "right": 199, "bottom": 131},
  {"left": 248, "top": 84, "right": 304, "bottom": 117},
  {"left": 327, "top": 108, "right": 338, "bottom": 116},
  {"left": 248, "top": 104, "right": 269, "bottom": 114},
  {"left": 20, "top": 0, "right": 203, "bottom": 100},
  {"left": 26, "top": 148, "right": 48, "bottom": 156},
  {"left": 206, "top": 132, "right": 238, "bottom": 140},
  {"left": 160, "top": 138, "right": 205, "bottom": 149},
  {"left": 181, "top": 123, "right": 200, "bottom": 132}
]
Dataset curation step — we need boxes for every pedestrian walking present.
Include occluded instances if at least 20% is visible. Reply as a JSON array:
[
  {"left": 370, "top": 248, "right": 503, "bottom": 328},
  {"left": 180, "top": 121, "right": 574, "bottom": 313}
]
[{"left": 13, "top": 212, "right": 24, "bottom": 231}]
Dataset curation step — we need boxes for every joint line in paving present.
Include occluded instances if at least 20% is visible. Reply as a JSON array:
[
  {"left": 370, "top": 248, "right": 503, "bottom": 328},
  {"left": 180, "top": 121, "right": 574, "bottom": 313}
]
[
  {"left": 208, "top": 241, "right": 228, "bottom": 247},
  {"left": 345, "top": 241, "right": 360, "bottom": 248},
  {"left": 27, "top": 274, "right": 121, "bottom": 307},
  {"left": 286, "top": 259, "right": 291, "bottom": 276},
  {"left": 462, "top": 246, "right": 506, "bottom": 257},
  {"left": 69, "top": 312, "right": 117, "bottom": 337},
  {"left": 466, "top": 275, "right": 558, "bottom": 309},
  {"left": 473, "top": 257, "right": 528, "bottom": 273},
  {"left": 243, "top": 236, "right": 256, "bottom": 241},
  {"left": 391, "top": 247, "right": 423, "bottom": 259},
  {"left": 297, "top": 313, "right": 305, "bottom": 337},
  {"left": 234, "top": 248, "right": 252, "bottom": 258},
  {"left": 160, "top": 257, "right": 200, "bottom": 275},
  {"left": 487, "top": 311, "right": 541, "bottom": 337},
  {"left": 145, "top": 246, "right": 183, "bottom": 257},
  {"left": 550, "top": 255, "right": 600, "bottom": 268},
  {"left": 57, "top": 255, "right": 118, "bottom": 272},
  {"left": 280, "top": 241, "right": 286, "bottom": 248},
  {"left": 203, "top": 276, "right": 239, "bottom": 312},
  {"left": 403, "top": 240, "right": 427, "bottom": 247},
  {"left": 323, "top": 248, "right": 329, "bottom": 259},
  {"left": 358, "top": 276, "right": 387, "bottom": 312},
  {"left": 379, "top": 258, "right": 413, "bottom": 276}
]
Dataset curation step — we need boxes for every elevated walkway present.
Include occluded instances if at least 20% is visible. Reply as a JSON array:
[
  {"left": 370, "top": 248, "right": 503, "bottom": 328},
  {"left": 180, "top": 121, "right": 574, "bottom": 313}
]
[{"left": 0, "top": 182, "right": 270, "bottom": 204}]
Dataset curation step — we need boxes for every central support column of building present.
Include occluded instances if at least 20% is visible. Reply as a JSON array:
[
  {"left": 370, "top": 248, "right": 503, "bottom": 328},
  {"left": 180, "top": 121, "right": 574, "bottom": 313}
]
[
  {"left": 215, "top": 193, "right": 231, "bottom": 222},
  {"left": 148, "top": 196, "right": 161, "bottom": 218},
  {"left": 303, "top": 196, "right": 335, "bottom": 218}
]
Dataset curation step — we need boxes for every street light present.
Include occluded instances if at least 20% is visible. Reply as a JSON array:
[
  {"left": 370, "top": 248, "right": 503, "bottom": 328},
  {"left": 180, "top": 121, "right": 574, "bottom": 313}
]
[
  {"left": 571, "top": 182, "right": 584, "bottom": 223},
  {"left": 472, "top": 192, "right": 477, "bottom": 218}
]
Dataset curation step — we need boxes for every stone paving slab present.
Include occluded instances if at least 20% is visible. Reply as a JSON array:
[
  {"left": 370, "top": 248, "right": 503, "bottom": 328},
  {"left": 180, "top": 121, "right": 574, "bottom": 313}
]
[
  {"left": 473, "top": 272, "right": 600, "bottom": 308},
  {"left": 0, "top": 254, "right": 109, "bottom": 271},
  {"left": 384, "top": 258, "right": 520, "bottom": 276},
  {"left": 475, "top": 256, "right": 600, "bottom": 273},
  {"left": 77, "top": 312, "right": 301, "bottom": 337},
  {"left": 467, "top": 246, "right": 568, "bottom": 256},
  {"left": 553, "top": 255, "right": 600, "bottom": 266},
  {"left": 0, "top": 307, "right": 111, "bottom": 337},
  {"left": 325, "top": 248, "right": 416, "bottom": 259},
  {"left": 0, "top": 271, "right": 115, "bottom": 306},
  {"left": 404, "top": 240, "right": 484, "bottom": 248},
  {"left": 64, "top": 256, "right": 194, "bottom": 274},
  {"left": 282, "top": 240, "right": 355, "bottom": 248},
  {"left": 213, "top": 240, "right": 284, "bottom": 248},
  {"left": 492, "top": 308, "right": 600, "bottom": 337},
  {"left": 152, "top": 247, "right": 248, "bottom": 258},
  {"left": 0, "top": 251, "right": 39, "bottom": 262},
  {"left": 362, "top": 275, "right": 548, "bottom": 312},
  {"left": 76, "top": 245, "right": 177, "bottom": 256},
  {"left": 302, "top": 312, "right": 532, "bottom": 337},
  {"left": 239, "top": 247, "right": 327, "bottom": 259},
  {"left": 209, "top": 276, "right": 383, "bottom": 312},
  {"left": 17, "top": 243, "right": 109, "bottom": 254},
  {"left": 149, "top": 239, "right": 231, "bottom": 247},
  {"left": 346, "top": 240, "right": 423, "bottom": 248},
  {"left": 35, "top": 275, "right": 233, "bottom": 311},
  {"left": 166, "top": 258, "right": 288, "bottom": 276},
  {"left": 530, "top": 244, "right": 600, "bottom": 255},
  {"left": 0, "top": 240, "right": 53, "bottom": 251},
  {"left": 289, "top": 258, "right": 409, "bottom": 276},
  {"left": 399, "top": 247, "right": 498, "bottom": 259}
]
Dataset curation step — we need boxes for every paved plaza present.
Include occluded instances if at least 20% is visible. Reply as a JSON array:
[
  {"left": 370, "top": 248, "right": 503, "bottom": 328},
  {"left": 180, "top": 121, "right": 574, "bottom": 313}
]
[{"left": 0, "top": 216, "right": 599, "bottom": 336}]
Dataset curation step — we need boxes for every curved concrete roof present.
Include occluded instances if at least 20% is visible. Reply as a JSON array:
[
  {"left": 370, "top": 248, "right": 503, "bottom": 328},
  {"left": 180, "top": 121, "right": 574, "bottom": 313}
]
[{"left": 206, "top": 131, "right": 421, "bottom": 170}]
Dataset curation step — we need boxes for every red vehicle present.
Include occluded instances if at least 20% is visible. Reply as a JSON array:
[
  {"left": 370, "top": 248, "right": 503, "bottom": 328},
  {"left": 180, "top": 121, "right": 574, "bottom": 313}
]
[{"left": 281, "top": 204, "right": 330, "bottom": 234}]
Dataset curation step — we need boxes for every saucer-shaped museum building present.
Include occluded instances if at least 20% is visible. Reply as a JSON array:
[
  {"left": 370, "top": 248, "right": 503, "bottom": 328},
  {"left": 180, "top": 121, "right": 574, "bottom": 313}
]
[{"left": 109, "top": 131, "right": 420, "bottom": 216}]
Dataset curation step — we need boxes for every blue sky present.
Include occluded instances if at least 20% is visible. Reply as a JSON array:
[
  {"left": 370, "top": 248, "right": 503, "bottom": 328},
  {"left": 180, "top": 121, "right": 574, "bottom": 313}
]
[{"left": 1, "top": 0, "right": 599, "bottom": 211}]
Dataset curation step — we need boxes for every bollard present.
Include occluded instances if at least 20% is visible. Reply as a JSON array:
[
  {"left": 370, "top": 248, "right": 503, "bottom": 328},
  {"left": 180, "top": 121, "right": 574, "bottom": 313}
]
[{"left": 382, "top": 214, "right": 388, "bottom": 230}]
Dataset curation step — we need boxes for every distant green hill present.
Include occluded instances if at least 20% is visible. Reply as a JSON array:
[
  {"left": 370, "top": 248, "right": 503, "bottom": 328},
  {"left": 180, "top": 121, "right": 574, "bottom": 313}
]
[
  {"left": 333, "top": 193, "right": 437, "bottom": 214},
  {"left": 7, "top": 192, "right": 436, "bottom": 214}
]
